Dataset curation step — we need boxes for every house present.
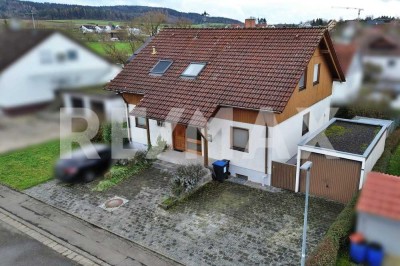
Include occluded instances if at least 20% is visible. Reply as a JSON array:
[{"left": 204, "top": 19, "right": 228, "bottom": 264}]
[
  {"left": 107, "top": 26, "right": 345, "bottom": 185},
  {"left": 331, "top": 43, "right": 363, "bottom": 106},
  {"left": 0, "top": 29, "right": 121, "bottom": 115},
  {"left": 61, "top": 86, "right": 125, "bottom": 122},
  {"left": 360, "top": 30, "right": 400, "bottom": 81},
  {"left": 295, "top": 118, "right": 390, "bottom": 203},
  {"left": 357, "top": 172, "right": 400, "bottom": 260}
]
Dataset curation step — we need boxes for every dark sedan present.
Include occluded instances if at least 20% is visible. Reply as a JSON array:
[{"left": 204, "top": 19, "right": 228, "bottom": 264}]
[{"left": 55, "top": 144, "right": 112, "bottom": 183}]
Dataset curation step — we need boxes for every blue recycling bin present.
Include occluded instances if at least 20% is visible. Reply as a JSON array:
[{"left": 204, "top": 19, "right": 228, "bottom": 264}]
[
  {"left": 350, "top": 241, "right": 367, "bottom": 264},
  {"left": 366, "top": 243, "right": 384, "bottom": 266},
  {"left": 212, "top": 160, "right": 230, "bottom": 182}
]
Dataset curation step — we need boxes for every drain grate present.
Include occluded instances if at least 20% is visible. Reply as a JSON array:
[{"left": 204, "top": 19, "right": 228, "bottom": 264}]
[{"left": 99, "top": 196, "right": 128, "bottom": 212}]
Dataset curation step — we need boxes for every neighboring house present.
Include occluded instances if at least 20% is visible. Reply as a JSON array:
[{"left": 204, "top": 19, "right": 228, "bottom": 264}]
[
  {"left": 0, "top": 29, "right": 121, "bottom": 115},
  {"left": 61, "top": 86, "right": 125, "bottom": 122},
  {"left": 361, "top": 31, "right": 400, "bottom": 80},
  {"left": 295, "top": 118, "right": 390, "bottom": 203},
  {"left": 357, "top": 172, "right": 400, "bottom": 259},
  {"left": 331, "top": 43, "right": 363, "bottom": 106},
  {"left": 107, "top": 27, "right": 345, "bottom": 185}
]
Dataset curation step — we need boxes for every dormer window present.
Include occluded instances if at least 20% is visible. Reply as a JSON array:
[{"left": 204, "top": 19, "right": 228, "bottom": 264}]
[
  {"left": 150, "top": 60, "right": 173, "bottom": 75},
  {"left": 181, "top": 62, "right": 206, "bottom": 78}
]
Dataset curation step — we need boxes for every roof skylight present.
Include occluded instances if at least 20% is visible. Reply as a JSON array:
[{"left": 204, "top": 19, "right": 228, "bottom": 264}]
[
  {"left": 150, "top": 60, "right": 173, "bottom": 75},
  {"left": 181, "top": 62, "right": 206, "bottom": 78}
]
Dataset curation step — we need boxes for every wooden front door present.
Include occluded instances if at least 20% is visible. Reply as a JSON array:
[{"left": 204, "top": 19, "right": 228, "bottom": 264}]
[{"left": 173, "top": 124, "right": 186, "bottom": 151}]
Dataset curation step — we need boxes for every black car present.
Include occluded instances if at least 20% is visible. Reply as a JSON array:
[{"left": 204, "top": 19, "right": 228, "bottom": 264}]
[{"left": 55, "top": 144, "right": 112, "bottom": 183}]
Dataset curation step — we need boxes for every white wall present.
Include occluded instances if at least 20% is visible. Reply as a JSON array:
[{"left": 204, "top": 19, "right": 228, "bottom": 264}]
[
  {"left": 363, "top": 55, "right": 400, "bottom": 80},
  {"left": 0, "top": 32, "right": 121, "bottom": 108},
  {"left": 207, "top": 117, "right": 267, "bottom": 183},
  {"left": 357, "top": 212, "right": 400, "bottom": 256},
  {"left": 364, "top": 130, "right": 387, "bottom": 178},
  {"left": 127, "top": 97, "right": 331, "bottom": 185},
  {"left": 268, "top": 96, "right": 331, "bottom": 172},
  {"left": 332, "top": 53, "right": 363, "bottom": 106}
]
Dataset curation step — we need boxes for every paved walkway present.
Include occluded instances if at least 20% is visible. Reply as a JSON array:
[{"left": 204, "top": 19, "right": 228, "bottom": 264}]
[
  {"left": 0, "top": 185, "right": 180, "bottom": 266},
  {"left": 25, "top": 167, "right": 344, "bottom": 265}
]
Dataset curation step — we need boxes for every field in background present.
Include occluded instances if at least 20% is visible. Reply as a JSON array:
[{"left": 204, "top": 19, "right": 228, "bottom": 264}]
[{"left": 86, "top": 41, "right": 133, "bottom": 56}]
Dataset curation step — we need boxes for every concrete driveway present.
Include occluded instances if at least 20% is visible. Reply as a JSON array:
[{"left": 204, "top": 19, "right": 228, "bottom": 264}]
[{"left": 25, "top": 167, "right": 343, "bottom": 265}]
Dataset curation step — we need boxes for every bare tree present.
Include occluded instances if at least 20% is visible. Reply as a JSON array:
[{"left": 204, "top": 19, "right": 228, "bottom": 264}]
[
  {"left": 132, "top": 11, "right": 167, "bottom": 36},
  {"left": 104, "top": 42, "right": 129, "bottom": 65},
  {"left": 175, "top": 18, "right": 193, "bottom": 28}
]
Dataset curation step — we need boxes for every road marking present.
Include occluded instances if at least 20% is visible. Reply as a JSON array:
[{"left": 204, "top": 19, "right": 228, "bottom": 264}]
[{"left": 0, "top": 208, "right": 109, "bottom": 266}]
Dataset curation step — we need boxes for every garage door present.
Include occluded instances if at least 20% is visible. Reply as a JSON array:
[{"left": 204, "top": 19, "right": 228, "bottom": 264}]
[{"left": 300, "top": 152, "right": 361, "bottom": 203}]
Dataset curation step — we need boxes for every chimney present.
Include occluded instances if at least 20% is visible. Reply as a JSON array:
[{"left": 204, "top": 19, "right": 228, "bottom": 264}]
[{"left": 245, "top": 17, "right": 256, "bottom": 28}]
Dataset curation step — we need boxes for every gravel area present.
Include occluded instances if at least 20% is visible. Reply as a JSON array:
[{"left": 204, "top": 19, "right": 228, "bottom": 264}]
[
  {"left": 307, "top": 120, "right": 382, "bottom": 155},
  {"left": 25, "top": 167, "right": 343, "bottom": 265}
]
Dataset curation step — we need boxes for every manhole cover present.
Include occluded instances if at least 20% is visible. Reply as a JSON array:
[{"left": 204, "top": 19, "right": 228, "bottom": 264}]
[
  {"left": 99, "top": 196, "right": 128, "bottom": 212},
  {"left": 105, "top": 198, "right": 124, "bottom": 208}
]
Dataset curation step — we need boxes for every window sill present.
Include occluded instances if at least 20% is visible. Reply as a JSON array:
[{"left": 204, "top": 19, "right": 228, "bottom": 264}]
[
  {"left": 231, "top": 147, "right": 249, "bottom": 153},
  {"left": 313, "top": 81, "right": 319, "bottom": 86},
  {"left": 299, "top": 86, "right": 306, "bottom": 91},
  {"left": 136, "top": 126, "right": 147, "bottom": 129}
]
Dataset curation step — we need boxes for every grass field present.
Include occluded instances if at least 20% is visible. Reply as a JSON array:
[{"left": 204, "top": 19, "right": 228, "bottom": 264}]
[
  {"left": 86, "top": 41, "right": 133, "bottom": 56},
  {"left": 388, "top": 144, "right": 400, "bottom": 176},
  {"left": 0, "top": 140, "right": 61, "bottom": 190}
]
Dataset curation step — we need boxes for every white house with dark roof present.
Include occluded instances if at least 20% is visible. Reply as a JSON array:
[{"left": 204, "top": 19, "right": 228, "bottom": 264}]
[{"left": 0, "top": 29, "right": 121, "bottom": 115}]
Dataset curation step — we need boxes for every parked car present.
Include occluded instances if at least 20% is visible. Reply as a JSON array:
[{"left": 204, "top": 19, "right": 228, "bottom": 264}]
[{"left": 55, "top": 144, "right": 112, "bottom": 183}]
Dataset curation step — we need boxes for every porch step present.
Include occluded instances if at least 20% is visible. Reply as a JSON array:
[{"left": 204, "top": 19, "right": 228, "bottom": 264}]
[{"left": 153, "top": 160, "right": 179, "bottom": 174}]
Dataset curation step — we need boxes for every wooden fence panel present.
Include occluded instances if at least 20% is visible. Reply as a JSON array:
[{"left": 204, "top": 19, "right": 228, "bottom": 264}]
[{"left": 271, "top": 161, "right": 296, "bottom": 191}]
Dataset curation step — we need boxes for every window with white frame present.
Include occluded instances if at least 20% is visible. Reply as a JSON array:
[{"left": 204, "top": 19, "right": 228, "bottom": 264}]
[
  {"left": 181, "top": 62, "right": 206, "bottom": 78},
  {"left": 135, "top": 117, "right": 147, "bottom": 128},
  {"left": 313, "top": 63, "right": 320, "bottom": 85},
  {"left": 231, "top": 127, "right": 249, "bottom": 152}
]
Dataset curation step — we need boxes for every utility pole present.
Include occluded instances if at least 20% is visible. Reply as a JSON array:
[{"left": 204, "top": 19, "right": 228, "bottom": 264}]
[
  {"left": 300, "top": 161, "right": 313, "bottom": 266},
  {"left": 26, "top": 10, "right": 36, "bottom": 29}
]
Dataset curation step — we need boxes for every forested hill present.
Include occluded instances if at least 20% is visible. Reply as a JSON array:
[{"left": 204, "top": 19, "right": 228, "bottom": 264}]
[{"left": 0, "top": 0, "right": 241, "bottom": 24}]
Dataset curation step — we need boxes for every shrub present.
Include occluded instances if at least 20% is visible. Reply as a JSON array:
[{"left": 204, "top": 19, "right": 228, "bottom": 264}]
[
  {"left": 306, "top": 194, "right": 358, "bottom": 266},
  {"left": 169, "top": 163, "right": 208, "bottom": 198},
  {"left": 90, "top": 124, "right": 104, "bottom": 143},
  {"left": 146, "top": 136, "right": 168, "bottom": 160},
  {"left": 373, "top": 128, "right": 400, "bottom": 173},
  {"left": 388, "top": 145, "right": 400, "bottom": 176},
  {"left": 93, "top": 150, "right": 152, "bottom": 192},
  {"left": 102, "top": 122, "right": 129, "bottom": 145}
]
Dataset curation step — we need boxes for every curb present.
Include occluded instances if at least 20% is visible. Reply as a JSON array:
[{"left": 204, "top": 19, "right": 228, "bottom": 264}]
[
  {"left": 21, "top": 190, "right": 183, "bottom": 266},
  {"left": 0, "top": 207, "right": 110, "bottom": 266}
]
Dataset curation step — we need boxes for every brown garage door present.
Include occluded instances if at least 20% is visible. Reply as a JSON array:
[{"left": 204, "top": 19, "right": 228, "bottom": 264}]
[{"left": 300, "top": 152, "right": 361, "bottom": 204}]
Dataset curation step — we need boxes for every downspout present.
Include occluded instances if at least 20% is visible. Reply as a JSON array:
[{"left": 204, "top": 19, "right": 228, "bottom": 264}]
[
  {"left": 119, "top": 93, "right": 132, "bottom": 143},
  {"left": 264, "top": 125, "right": 269, "bottom": 186}
]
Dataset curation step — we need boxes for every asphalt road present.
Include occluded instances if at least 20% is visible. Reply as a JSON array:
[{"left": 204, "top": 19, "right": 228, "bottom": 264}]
[{"left": 0, "top": 220, "right": 77, "bottom": 266}]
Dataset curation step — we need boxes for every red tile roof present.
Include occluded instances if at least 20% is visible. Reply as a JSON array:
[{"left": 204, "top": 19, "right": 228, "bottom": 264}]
[
  {"left": 357, "top": 172, "right": 400, "bottom": 221},
  {"left": 334, "top": 43, "right": 358, "bottom": 75},
  {"left": 107, "top": 28, "right": 344, "bottom": 126}
]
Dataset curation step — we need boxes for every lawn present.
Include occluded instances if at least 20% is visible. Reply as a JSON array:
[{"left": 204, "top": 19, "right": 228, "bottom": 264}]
[
  {"left": 86, "top": 42, "right": 132, "bottom": 56},
  {"left": 0, "top": 140, "right": 61, "bottom": 190}
]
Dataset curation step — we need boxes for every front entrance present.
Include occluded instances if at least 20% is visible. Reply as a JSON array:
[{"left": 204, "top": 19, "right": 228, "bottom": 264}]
[
  {"left": 172, "top": 125, "right": 202, "bottom": 154},
  {"left": 173, "top": 124, "right": 186, "bottom": 151}
]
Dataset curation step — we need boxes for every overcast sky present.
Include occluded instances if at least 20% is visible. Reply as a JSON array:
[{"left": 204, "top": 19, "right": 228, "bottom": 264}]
[{"left": 27, "top": 0, "right": 400, "bottom": 24}]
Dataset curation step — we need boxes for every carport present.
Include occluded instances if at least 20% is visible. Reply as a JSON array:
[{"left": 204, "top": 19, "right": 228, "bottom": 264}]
[{"left": 295, "top": 118, "right": 391, "bottom": 203}]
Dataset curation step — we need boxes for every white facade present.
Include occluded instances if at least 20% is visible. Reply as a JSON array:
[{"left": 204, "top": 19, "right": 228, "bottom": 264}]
[
  {"left": 363, "top": 55, "right": 400, "bottom": 81},
  {"left": 357, "top": 212, "right": 400, "bottom": 256},
  {"left": 0, "top": 32, "right": 121, "bottom": 110},
  {"left": 127, "top": 96, "right": 331, "bottom": 185},
  {"left": 332, "top": 52, "right": 363, "bottom": 106},
  {"left": 63, "top": 93, "right": 125, "bottom": 122}
]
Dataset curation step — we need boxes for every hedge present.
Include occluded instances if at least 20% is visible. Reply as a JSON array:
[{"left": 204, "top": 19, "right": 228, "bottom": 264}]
[
  {"left": 373, "top": 128, "right": 400, "bottom": 174},
  {"left": 306, "top": 194, "right": 358, "bottom": 266}
]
